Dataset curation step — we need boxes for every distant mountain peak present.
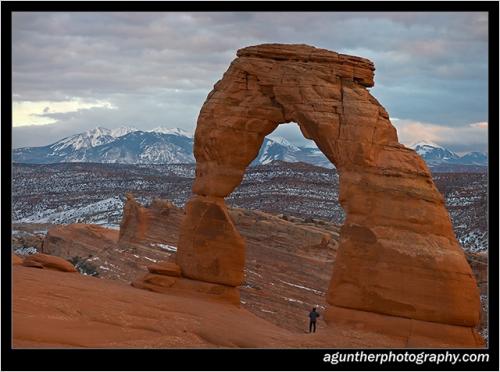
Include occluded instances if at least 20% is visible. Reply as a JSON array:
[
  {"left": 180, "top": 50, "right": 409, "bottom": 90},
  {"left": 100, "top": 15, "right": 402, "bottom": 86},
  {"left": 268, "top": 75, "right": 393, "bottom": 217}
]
[
  {"left": 404, "top": 140, "right": 487, "bottom": 167},
  {"left": 409, "top": 139, "right": 444, "bottom": 149},
  {"left": 85, "top": 126, "right": 111, "bottom": 136},
  {"left": 110, "top": 126, "right": 139, "bottom": 138},
  {"left": 267, "top": 135, "right": 301, "bottom": 151},
  {"left": 50, "top": 127, "right": 114, "bottom": 152},
  {"left": 409, "top": 140, "right": 458, "bottom": 163},
  {"left": 149, "top": 127, "right": 193, "bottom": 138}
]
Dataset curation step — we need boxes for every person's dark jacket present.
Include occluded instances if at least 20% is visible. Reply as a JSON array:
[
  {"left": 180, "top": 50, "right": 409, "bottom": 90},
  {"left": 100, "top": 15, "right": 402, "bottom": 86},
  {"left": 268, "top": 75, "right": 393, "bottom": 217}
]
[{"left": 309, "top": 310, "right": 320, "bottom": 321}]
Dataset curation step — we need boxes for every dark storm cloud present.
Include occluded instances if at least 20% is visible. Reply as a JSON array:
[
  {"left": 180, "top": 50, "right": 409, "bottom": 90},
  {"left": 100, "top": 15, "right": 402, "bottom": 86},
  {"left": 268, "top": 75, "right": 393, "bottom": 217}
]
[{"left": 12, "top": 12, "right": 488, "bottom": 151}]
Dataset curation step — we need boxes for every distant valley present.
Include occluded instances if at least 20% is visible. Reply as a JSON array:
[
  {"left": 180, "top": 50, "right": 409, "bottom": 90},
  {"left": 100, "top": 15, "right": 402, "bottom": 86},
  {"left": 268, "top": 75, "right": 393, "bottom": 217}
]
[{"left": 12, "top": 161, "right": 487, "bottom": 254}]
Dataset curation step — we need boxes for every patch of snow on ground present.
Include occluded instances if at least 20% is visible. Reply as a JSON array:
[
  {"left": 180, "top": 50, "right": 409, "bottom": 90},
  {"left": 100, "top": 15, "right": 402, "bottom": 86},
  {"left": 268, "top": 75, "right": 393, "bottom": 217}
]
[
  {"left": 16, "top": 196, "right": 123, "bottom": 225},
  {"left": 260, "top": 308, "right": 276, "bottom": 313},
  {"left": 283, "top": 297, "right": 304, "bottom": 304},
  {"left": 102, "top": 224, "right": 120, "bottom": 230},
  {"left": 33, "top": 229, "right": 48, "bottom": 234},
  {"left": 278, "top": 279, "right": 325, "bottom": 295},
  {"left": 150, "top": 243, "right": 177, "bottom": 252},
  {"left": 12, "top": 230, "right": 31, "bottom": 237},
  {"left": 14, "top": 247, "right": 38, "bottom": 256},
  {"left": 245, "top": 268, "right": 263, "bottom": 278}
]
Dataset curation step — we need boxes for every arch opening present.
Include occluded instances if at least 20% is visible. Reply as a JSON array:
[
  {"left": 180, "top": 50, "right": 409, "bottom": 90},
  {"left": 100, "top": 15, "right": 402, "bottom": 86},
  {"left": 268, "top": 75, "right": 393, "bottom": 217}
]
[
  {"left": 175, "top": 44, "right": 481, "bottom": 344},
  {"left": 224, "top": 121, "right": 344, "bottom": 331},
  {"left": 231, "top": 121, "right": 342, "bottom": 222}
]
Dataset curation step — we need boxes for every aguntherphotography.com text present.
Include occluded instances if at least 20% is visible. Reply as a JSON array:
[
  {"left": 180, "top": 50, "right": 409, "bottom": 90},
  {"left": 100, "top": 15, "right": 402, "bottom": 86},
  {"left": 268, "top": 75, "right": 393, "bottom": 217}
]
[{"left": 323, "top": 350, "right": 490, "bottom": 365}]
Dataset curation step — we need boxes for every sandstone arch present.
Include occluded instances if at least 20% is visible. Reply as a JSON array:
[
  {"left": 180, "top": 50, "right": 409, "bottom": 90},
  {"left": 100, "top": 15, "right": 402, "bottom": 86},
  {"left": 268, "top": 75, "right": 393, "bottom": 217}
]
[{"left": 176, "top": 44, "right": 482, "bottom": 345}]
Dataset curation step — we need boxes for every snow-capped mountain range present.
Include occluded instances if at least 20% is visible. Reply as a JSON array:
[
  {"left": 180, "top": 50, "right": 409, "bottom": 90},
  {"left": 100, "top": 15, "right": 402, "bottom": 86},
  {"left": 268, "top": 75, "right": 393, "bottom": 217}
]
[
  {"left": 251, "top": 135, "right": 334, "bottom": 168},
  {"left": 12, "top": 126, "right": 334, "bottom": 167},
  {"left": 410, "top": 140, "right": 488, "bottom": 166},
  {"left": 13, "top": 127, "right": 487, "bottom": 168},
  {"left": 13, "top": 127, "right": 195, "bottom": 165}
]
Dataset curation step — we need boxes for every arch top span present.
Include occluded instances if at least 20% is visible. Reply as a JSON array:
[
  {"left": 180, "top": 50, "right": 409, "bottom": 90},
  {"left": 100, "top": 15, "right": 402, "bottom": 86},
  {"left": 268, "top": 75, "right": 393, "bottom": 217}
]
[
  {"left": 236, "top": 43, "right": 375, "bottom": 87},
  {"left": 176, "top": 44, "right": 482, "bottom": 345},
  {"left": 192, "top": 43, "right": 403, "bottom": 198}
]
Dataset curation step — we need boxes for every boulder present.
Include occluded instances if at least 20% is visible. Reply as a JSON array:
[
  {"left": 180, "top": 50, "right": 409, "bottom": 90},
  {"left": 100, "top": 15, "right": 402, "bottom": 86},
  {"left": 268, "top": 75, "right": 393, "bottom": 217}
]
[{"left": 22, "top": 253, "right": 77, "bottom": 273}]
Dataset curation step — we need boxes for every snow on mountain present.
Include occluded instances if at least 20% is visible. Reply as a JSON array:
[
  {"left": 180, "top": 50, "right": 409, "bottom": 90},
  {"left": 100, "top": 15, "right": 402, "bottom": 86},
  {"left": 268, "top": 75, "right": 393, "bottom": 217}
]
[
  {"left": 251, "top": 136, "right": 334, "bottom": 168},
  {"left": 110, "top": 126, "right": 139, "bottom": 138},
  {"left": 458, "top": 151, "right": 488, "bottom": 166},
  {"left": 253, "top": 137, "right": 301, "bottom": 165},
  {"left": 266, "top": 135, "right": 301, "bottom": 151},
  {"left": 149, "top": 127, "right": 193, "bottom": 138},
  {"left": 410, "top": 140, "right": 459, "bottom": 164},
  {"left": 14, "top": 127, "right": 331, "bottom": 167},
  {"left": 76, "top": 131, "right": 195, "bottom": 164},
  {"left": 409, "top": 139, "right": 444, "bottom": 150},
  {"left": 50, "top": 127, "right": 115, "bottom": 152},
  {"left": 409, "top": 140, "right": 487, "bottom": 168},
  {"left": 13, "top": 127, "right": 195, "bottom": 165}
]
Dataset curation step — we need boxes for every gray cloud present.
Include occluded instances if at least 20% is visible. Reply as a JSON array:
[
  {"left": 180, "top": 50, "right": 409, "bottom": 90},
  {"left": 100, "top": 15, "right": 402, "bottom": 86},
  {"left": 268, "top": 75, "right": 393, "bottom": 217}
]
[{"left": 12, "top": 12, "right": 488, "bottom": 150}]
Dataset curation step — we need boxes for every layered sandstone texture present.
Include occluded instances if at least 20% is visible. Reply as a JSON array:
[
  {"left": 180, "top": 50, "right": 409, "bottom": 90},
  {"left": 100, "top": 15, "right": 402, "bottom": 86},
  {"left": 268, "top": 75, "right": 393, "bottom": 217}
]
[{"left": 176, "top": 44, "right": 481, "bottom": 342}]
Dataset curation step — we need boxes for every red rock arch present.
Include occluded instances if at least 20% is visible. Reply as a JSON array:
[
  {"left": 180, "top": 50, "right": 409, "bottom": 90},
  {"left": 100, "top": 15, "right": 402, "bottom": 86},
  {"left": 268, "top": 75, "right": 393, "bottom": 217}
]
[{"left": 176, "top": 44, "right": 482, "bottom": 345}]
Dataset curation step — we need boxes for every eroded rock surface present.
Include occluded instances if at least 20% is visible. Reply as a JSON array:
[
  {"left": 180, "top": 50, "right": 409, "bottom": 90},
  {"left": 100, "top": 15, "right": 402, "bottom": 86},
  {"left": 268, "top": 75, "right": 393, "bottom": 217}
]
[{"left": 176, "top": 43, "right": 481, "bottom": 344}]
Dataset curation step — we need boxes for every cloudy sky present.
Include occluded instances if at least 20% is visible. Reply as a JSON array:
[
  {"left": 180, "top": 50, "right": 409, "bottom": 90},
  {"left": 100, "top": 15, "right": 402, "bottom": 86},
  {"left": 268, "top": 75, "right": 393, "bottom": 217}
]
[{"left": 12, "top": 12, "right": 488, "bottom": 153}]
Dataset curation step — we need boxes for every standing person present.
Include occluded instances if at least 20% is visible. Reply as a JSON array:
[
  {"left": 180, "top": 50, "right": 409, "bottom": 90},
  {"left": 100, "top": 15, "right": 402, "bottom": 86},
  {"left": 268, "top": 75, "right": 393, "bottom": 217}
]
[{"left": 308, "top": 307, "right": 320, "bottom": 333}]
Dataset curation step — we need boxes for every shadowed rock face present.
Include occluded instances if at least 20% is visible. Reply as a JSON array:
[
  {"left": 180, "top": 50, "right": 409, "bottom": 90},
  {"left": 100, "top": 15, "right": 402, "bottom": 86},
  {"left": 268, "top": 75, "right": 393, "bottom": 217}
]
[{"left": 176, "top": 43, "right": 481, "bottom": 342}]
